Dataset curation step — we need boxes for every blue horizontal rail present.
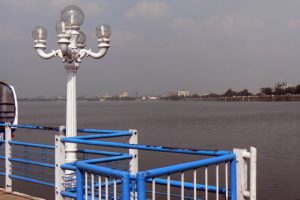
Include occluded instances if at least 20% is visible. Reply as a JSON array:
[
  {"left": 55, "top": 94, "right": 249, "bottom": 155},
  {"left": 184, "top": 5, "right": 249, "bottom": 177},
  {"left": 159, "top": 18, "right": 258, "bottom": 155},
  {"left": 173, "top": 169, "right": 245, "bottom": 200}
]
[
  {"left": 77, "top": 161, "right": 130, "bottom": 178},
  {"left": 0, "top": 123, "right": 59, "bottom": 131},
  {"left": 77, "top": 129, "right": 131, "bottom": 134},
  {"left": 61, "top": 155, "right": 132, "bottom": 171},
  {"left": 142, "top": 153, "right": 235, "bottom": 178},
  {"left": 9, "top": 157, "right": 54, "bottom": 168},
  {"left": 78, "top": 149, "right": 123, "bottom": 156},
  {"left": 10, "top": 140, "right": 54, "bottom": 149},
  {"left": 74, "top": 132, "right": 132, "bottom": 139},
  {"left": 61, "top": 164, "right": 77, "bottom": 171},
  {"left": 60, "top": 191, "right": 77, "bottom": 198},
  {"left": 81, "top": 155, "right": 132, "bottom": 164},
  {"left": 9, "top": 174, "right": 55, "bottom": 187},
  {"left": 63, "top": 137, "right": 232, "bottom": 156},
  {"left": 0, "top": 123, "right": 132, "bottom": 137}
]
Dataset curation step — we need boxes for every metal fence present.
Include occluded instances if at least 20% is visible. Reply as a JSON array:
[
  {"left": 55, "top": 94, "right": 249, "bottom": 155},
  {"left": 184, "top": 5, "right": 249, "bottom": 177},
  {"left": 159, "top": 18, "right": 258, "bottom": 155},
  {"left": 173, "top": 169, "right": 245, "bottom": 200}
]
[{"left": 0, "top": 123, "right": 256, "bottom": 200}]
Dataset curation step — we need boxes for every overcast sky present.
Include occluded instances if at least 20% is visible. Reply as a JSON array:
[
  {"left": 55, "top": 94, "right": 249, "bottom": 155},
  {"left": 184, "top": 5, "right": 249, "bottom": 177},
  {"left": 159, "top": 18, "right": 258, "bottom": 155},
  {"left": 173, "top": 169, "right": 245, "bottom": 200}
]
[{"left": 2, "top": 0, "right": 300, "bottom": 97}]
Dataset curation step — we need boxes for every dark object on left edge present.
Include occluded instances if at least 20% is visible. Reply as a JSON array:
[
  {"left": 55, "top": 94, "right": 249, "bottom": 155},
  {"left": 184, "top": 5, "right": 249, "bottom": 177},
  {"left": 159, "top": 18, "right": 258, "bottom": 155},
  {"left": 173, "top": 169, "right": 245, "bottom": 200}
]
[{"left": 0, "top": 81, "right": 18, "bottom": 139}]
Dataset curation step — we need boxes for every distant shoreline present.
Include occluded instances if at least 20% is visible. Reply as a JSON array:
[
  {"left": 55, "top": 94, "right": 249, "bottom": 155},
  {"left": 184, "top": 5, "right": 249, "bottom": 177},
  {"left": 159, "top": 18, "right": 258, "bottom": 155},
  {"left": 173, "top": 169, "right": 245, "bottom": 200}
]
[{"left": 18, "top": 95, "right": 300, "bottom": 102}]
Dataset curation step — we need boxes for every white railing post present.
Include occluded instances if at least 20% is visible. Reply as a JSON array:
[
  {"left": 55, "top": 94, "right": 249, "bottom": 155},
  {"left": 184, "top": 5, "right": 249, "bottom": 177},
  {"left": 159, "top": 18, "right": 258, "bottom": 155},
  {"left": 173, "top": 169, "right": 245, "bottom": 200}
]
[
  {"left": 233, "top": 148, "right": 247, "bottom": 200},
  {"left": 249, "top": 147, "right": 257, "bottom": 200},
  {"left": 55, "top": 126, "right": 66, "bottom": 200},
  {"left": 5, "top": 124, "right": 12, "bottom": 192},
  {"left": 129, "top": 129, "right": 138, "bottom": 200},
  {"left": 234, "top": 147, "right": 257, "bottom": 200}
]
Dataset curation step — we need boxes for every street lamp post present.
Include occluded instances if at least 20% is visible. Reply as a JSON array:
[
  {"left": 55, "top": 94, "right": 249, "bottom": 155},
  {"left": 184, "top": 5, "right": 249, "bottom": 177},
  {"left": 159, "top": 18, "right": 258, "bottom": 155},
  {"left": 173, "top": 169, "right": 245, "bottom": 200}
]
[{"left": 32, "top": 5, "right": 111, "bottom": 163}]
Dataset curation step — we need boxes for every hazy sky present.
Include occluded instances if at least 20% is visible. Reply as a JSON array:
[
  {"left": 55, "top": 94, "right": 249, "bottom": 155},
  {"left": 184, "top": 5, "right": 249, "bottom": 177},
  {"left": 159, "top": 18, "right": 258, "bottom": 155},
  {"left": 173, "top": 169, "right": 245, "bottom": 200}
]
[{"left": 2, "top": 0, "right": 300, "bottom": 97}]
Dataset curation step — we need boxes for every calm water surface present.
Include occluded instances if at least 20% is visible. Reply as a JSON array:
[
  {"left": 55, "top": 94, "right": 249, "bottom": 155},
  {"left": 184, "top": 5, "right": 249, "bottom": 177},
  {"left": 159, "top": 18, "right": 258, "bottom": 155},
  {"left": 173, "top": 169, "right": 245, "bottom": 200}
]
[{"left": 13, "top": 101, "right": 300, "bottom": 200}]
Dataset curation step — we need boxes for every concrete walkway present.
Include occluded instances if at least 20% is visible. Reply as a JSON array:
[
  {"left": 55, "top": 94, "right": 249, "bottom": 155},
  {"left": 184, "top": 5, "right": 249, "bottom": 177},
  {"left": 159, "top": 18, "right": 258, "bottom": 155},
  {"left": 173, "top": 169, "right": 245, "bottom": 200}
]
[{"left": 0, "top": 190, "right": 44, "bottom": 200}]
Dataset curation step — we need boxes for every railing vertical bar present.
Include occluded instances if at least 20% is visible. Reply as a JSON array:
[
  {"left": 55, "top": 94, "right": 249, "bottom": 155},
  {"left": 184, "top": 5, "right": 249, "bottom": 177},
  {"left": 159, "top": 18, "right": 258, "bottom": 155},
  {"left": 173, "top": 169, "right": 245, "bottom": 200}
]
[
  {"left": 114, "top": 178, "right": 117, "bottom": 200},
  {"left": 5, "top": 125, "right": 12, "bottom": 192},
  {"left": 137, "top": 173, "right": 146, "bottom": 200},
  {"left": 181, "top": 172, "right": 184, "bottom": 200},
  {"left": 152, "top": 178, "right": 156, "bottom": 200},
  {"left": 205, "top": 167, "right": 208, "bottom": 200},
  {"left": 193, "top": 169, "right": 197, "bottom": 200},
  {"left": 99, "top": 176, "right": 102, "bottom": 200},
  {"left": 41, "top": 148, "right": 45, "bottom": 181},
  {"left": 167, "top": 175, "right": 171, "bottom": 200},
  {"left": 225, "top": 162, "right": 229, "bottom": 200},
  {"left": 85, "top": 172, "right": 88, "bottom": 200},
  {"left": 91, "top": 173, "right": 95, "bottom": 200},
  {"left": 24, "top": 146, "right": 29, "bottom": 177},
  {"left": 216, "top": 164, "right": 219, "bottom": 200},
  {"left": 105, "top": 177, "right": 108, "bottom": 200},
  {"left": 230, "top": 157, "right": 237, "bottom": 200},
  {"left": 76, "top": 169, "right": 83, "bottom": 200}
]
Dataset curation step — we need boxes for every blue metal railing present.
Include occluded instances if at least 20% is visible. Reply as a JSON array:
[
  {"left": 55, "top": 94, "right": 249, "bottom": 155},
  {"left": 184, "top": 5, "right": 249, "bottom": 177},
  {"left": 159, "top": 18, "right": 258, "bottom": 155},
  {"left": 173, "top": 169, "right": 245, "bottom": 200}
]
[
  {"left": 137, "top": 153, "right": 236, "bottom": 200},
  {"left": 0, "top": 123, "right": 240, "bottom": 200}
]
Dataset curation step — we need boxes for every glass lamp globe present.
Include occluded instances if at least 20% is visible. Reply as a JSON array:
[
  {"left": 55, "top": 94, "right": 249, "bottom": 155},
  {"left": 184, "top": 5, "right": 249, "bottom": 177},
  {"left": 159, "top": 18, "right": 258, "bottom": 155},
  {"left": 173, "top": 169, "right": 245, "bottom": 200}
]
[
  {"left": 32, "top": 26, "right": 47, "bottom": 40},
  {"left": 56, "top": 20, "right": 71, "bottom": 34},
  {"left": 76, "top": 31, "right": 86, "bottom": 47},
  {"left": 61, "top": 5, "right": 84, "bottom": 27},
  {"left": 96, "top": 24, "right": 111, "bottom": 39}
]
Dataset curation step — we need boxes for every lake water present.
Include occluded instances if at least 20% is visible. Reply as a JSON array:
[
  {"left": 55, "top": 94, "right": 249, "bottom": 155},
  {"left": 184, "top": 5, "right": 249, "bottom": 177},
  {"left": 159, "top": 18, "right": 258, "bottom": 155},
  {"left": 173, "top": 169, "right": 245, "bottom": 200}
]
[{"left": 11, "top": 101, "right": 300, "bottom": 199}]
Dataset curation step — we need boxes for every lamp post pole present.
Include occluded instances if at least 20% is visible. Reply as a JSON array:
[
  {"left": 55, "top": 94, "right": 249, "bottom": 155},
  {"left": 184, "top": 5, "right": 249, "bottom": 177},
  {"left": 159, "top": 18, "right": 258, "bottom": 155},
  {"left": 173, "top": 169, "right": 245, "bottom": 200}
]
[
  {"left": 32, "top": 5, "right": 111, "bottom": 163},
  {"left": 65, "top": 64, "right": 78, "bottom": 162}
]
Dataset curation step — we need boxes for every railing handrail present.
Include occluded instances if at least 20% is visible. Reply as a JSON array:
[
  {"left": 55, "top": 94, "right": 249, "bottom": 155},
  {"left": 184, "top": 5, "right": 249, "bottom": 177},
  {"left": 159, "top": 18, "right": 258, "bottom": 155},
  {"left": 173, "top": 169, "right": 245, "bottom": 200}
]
[
  {"left": 0, "top": 123, "right": 132, "bottom": 135},
  {"left": 9, "top": 140, "right": 55, "bottom": 149},
  {"left": 63, "top": 137, "right": 232, "bottom": 156},
  {"left": 140, "top": 153, "right": 235, "bottom": 178}
]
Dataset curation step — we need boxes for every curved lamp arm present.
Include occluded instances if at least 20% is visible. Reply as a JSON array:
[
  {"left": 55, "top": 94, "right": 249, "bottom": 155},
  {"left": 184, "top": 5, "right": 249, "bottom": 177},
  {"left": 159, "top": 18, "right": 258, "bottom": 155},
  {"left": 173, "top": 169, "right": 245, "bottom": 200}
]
[
  {"left": 36, "top": 48, "right": 60, "bottom": 59},
  {"left": 77, "top": 46, "right": 109, "bottom": 61}
]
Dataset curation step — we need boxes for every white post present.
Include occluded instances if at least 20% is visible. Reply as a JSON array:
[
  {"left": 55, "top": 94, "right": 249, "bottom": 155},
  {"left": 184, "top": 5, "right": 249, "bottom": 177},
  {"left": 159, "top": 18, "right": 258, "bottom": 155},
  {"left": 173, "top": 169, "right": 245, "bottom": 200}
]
[
  {"left": 5, "top": 125, "right": 12, "bottom": 192},
  {"left": 55, "top": 126, "right": 66, "bottom": 200},
  {"left": 129, "top": 129, "right": 138, "bottom": 200},
  {"left": 233, "top": 148, "right": 247, "bottom": 200},
  {"left": 234, "top": 147, "right": 257, "bottom": 200},
  {"left": 249, "top": 147, "right": 257, "bottom": 200},
  {"left": 65, "top": 67, "right": 78, "bottom": 163}
]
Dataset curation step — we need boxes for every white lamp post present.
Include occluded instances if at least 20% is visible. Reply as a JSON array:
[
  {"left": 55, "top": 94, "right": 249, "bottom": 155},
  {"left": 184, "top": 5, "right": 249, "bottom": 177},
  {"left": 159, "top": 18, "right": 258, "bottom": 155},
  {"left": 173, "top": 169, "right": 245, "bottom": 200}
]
[{"left": 32, "top": 5, "right": 111, "bottom": 163}]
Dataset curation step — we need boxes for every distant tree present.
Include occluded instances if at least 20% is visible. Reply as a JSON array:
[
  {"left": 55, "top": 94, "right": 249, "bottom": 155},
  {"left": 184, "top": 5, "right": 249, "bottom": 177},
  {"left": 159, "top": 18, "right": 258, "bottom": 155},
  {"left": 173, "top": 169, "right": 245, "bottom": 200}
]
[
  {"left": 260, "top": 87, "right": 272, "bottom": 95},
  {"left": 223, "top": 89, "right": 237, "bottom": 97},
  {"left": 285, "top": 87, "right": 296, "bottom": 95},
  {"left": 208, "top": 93, "right": 220, "bottom": 98},
  {"left": 238, "top": 89, "right": 252, "bottom": 96},
  {"left": 295, "top": 85, "right": 300, "bottom": 94},
  {"left": 273, "top": 87, "right": 284, "bottom": 95}
]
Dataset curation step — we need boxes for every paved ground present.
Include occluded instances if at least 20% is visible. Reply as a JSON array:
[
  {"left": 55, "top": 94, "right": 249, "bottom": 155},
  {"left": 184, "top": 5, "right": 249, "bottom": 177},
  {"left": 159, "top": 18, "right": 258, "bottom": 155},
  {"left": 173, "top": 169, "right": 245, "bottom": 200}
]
[{"left": 0, "top": 190, "right": 44, "bottom": 200}]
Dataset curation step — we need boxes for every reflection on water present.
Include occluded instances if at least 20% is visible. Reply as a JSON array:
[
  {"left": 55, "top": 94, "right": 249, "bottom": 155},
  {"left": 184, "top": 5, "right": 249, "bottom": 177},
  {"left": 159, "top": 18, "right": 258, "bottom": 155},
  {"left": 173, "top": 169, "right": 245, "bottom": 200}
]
[{"left": 9, "top": 101, "right": 300, "bottom": 199}]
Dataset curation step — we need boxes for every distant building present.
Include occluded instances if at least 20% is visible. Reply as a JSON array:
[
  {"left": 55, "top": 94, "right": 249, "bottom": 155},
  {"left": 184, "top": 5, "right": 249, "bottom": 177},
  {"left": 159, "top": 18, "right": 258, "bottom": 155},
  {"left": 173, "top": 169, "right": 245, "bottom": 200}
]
[
  {"left": 276, "top": 82, "right": 294, "bottom": 90},
  {"left": 141, "top": 96, "right": 158, "bottom": 101},
  {"left": 168, "top": 90, "right": 190, "bottom": 97},
  {"left": 177, "top": 90, "right": 190, "bottom": 97},
  {"left": 119, "top": 92, "right": 129, "bottom": 98}
]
